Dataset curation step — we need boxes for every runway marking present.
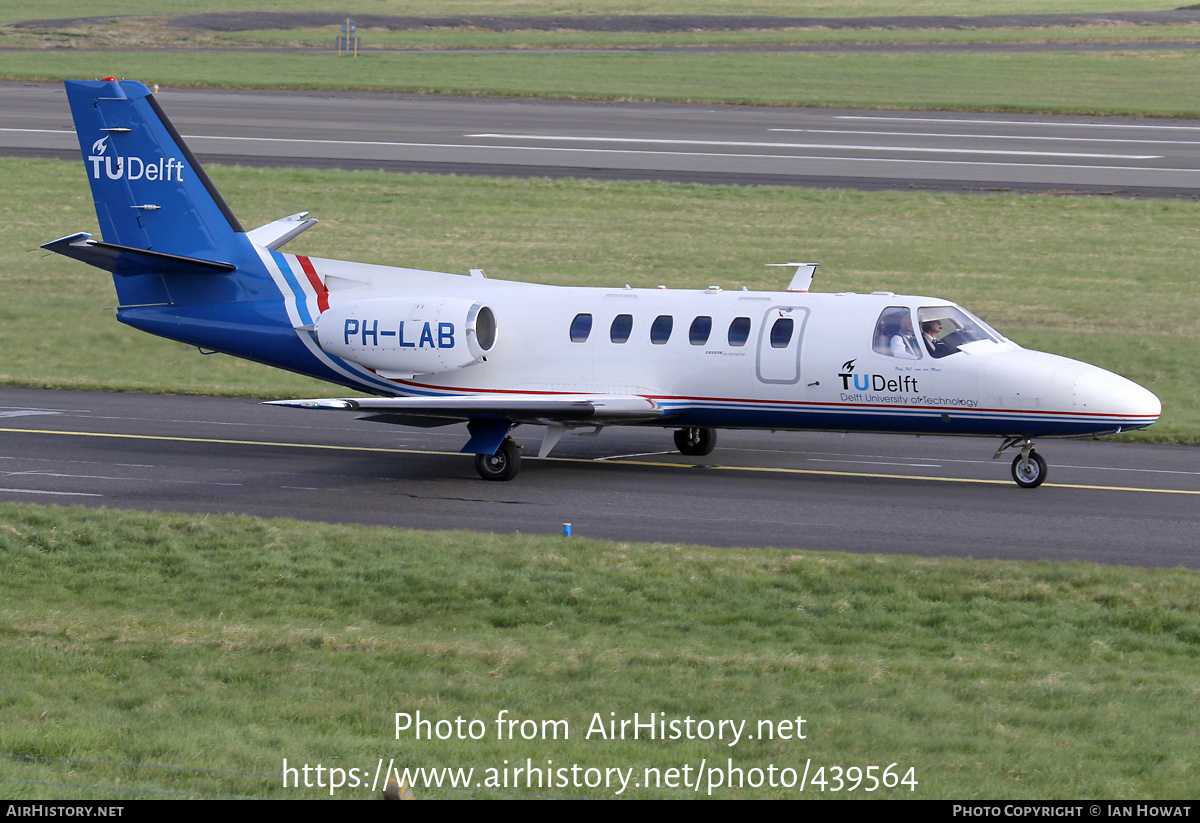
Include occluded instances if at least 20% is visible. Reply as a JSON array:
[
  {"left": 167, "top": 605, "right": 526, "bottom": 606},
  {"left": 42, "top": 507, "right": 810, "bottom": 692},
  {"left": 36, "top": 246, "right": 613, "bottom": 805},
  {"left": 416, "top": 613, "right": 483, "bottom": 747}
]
[
  {"left": 0, "top": 410, "right": 61, "bottom": 418},
  {"left": 735, "top": 448, "right": 1200, "bottom": 478},
  {"left": 806, "top": 458, "right": 942, "bottom": 468},
  {"left": 769, "top": 127, "right": 1200, "bottom": 146},
  {"left": 594, "top": 450, "right": 675, "bottom": 460},
  {"left": 465, "top": 133, "right": 1160, "bottom": 160},
  {"left": 2, "top": 125, "right": 1157, "bottom": 158},
  {"left": 190, "top": 133, "right": 1179, "bottom": 169},
  {"left": 0, "top": 487, "right": 101, "bottom": 497},
  {"left": 7, "top": 128, "right": 1191, "bottom": 173},
  {"left": 2, "top": 470, "right": 241, "bottom": 487},
  {"left": 6, "top": 427, "right": 1194, "bottom": 496},
  {"left": 836, "top": 116, "right": 1200, "bottom": 131}
]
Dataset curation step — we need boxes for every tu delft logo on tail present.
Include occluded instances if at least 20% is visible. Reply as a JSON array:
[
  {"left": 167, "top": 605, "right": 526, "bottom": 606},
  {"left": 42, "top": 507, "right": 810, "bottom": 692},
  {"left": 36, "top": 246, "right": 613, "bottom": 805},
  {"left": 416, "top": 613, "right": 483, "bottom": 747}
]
[{"left": 88, "top": 132, "right": 184, "bottom": 183}]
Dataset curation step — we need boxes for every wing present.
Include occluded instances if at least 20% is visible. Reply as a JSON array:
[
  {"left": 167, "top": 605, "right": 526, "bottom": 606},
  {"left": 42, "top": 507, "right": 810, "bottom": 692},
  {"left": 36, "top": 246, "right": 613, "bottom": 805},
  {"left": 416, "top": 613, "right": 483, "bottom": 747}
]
[{"left": 265, "top": 393, "right": 663, "bottom": 456}]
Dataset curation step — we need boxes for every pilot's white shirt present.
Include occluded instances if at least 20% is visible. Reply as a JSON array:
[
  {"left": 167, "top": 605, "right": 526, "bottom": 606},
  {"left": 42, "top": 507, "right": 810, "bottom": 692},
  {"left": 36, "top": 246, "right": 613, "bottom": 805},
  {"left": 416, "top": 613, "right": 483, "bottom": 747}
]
[{"left": 890, "top": 333, "right": 920, "bottom": 360}]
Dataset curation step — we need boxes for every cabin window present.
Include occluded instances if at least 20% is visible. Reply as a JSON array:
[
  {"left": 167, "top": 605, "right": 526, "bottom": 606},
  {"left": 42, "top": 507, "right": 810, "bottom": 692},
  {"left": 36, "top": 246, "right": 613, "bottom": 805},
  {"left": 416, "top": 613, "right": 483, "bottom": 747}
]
[
  {"left": 610, "top": 313, "right": 633, "bottom": 344},
  {"left": 650, "top": 315, "right": 673, "bottom": 345},
  {"left": 770, "top": 317, "right": 794, "bottom": 348},
  {"left": 728, "top": 316, "right": 751, "bottom": 347},
  {"left": 873, "top": 306, "right": 921, "bottom": 360},
  {"left": 689, "top": 316, "right": 712, "bottom": 346},
  {"left": 569, "top": 313, "right": 592, "bottom": 343}
]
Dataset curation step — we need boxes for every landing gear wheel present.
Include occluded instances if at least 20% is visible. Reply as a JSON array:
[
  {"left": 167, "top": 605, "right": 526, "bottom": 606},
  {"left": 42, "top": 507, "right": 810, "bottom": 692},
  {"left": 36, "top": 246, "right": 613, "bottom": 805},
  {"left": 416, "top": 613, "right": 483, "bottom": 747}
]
[
  {"left": 475, "top": 437, "right": 521, "bottom": 481},
  {"left": 674, "top": 427, "right": 717, "bottom": 456},
  {"left": 1011, "top": 450, "right": 1047, "bottom": 489}
]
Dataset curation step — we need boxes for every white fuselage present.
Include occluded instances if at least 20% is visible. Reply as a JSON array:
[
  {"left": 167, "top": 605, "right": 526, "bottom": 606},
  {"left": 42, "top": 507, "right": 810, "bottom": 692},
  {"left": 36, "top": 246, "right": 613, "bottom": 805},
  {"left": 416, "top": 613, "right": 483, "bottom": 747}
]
[{"left": 266, "top": 253, "right": 1161, "bottom": 440}]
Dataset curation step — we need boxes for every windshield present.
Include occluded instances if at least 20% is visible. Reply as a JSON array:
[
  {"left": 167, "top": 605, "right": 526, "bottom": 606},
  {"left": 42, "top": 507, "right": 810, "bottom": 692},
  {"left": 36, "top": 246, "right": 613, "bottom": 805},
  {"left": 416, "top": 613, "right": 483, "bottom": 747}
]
[{"left": 916, "top": 306, "right": 1004, "bottom": 358}]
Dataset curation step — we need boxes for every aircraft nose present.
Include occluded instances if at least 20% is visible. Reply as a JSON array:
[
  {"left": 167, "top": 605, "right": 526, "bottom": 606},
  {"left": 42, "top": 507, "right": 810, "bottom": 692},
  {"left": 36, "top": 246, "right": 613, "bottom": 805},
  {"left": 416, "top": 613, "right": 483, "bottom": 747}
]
[{"left": 1073, "top": 368, "right": 1161, "bottom": 429}]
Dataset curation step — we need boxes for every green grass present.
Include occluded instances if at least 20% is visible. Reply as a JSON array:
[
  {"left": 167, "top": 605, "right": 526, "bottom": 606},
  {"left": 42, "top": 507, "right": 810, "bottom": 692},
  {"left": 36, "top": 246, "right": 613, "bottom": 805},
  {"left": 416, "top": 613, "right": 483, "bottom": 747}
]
[
  {"left": 0, "top": 1, "right": 1184, "bottom": 27},
  {"left": 7, "top": 158, "right": 1198, "bottom": 442},
  {"left": 8, "top": 4, "right": 1200, "bottom": 54},
  {"left": 6, "top": 1, "right": 1199, "bottom": 117},
  {"left": 220, "top": 24, "right": 1200, "bottom": 51},
  {"left": 5, "top": 49, "right": 1199, "bottom": 117},
  {"left": 1, "top": 502, "right": 1199, "bottom": 799}
]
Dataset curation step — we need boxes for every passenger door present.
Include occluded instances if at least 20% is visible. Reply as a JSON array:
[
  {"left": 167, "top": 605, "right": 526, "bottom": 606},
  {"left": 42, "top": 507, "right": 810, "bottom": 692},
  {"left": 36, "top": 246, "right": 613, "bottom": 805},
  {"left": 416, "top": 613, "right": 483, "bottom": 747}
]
[{"left": 756, "top": 306, "right": 808, "bottom": 384}]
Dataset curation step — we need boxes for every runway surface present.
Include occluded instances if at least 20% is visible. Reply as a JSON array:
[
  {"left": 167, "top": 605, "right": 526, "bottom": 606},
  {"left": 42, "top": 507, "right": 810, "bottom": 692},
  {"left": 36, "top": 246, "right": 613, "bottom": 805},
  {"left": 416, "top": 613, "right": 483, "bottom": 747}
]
[
  {"left": 4, "top": 83, "right": 1197, "bottom": 568},
  {"left": 4, "top": 82, "right": 1200, "bottom": 195},
  {"left": 1, "top": 388, "right": 1196, "bottom": 569}
]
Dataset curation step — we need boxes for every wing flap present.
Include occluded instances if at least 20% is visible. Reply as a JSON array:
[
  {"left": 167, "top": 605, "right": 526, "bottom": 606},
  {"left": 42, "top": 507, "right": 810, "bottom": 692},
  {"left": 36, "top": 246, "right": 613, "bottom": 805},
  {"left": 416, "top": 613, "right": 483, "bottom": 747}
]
[{"left": 265, "top": 393, "right": 662, "bottom": 425}]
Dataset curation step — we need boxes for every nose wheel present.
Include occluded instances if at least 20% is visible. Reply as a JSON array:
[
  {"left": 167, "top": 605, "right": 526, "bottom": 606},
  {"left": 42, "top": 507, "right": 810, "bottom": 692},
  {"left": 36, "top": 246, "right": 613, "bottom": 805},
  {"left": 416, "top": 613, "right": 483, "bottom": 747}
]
[
  {"left": 1011, "top": 449, "right": 1047, "bottom": 488},
  {"left": 996, "top": 437, "right": 1048, "bottom": 489}
]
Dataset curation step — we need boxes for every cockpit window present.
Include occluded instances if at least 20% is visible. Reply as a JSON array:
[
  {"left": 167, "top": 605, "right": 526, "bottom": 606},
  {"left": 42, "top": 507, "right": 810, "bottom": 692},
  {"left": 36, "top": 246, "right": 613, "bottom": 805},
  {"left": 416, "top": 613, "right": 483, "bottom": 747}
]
[
  {"left": 873, "top": 306, "right": 921, "bottom": 360},
  {"left": 917, "top": 306, "right": 1003, "bottom": 358}
]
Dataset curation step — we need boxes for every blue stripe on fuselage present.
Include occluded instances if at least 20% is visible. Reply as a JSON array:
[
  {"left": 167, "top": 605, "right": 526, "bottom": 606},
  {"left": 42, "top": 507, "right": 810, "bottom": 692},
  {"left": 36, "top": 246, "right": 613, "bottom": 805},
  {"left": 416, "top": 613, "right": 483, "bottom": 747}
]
[{"left": 269, "top": 250, "right": 314, "bottom": 328}]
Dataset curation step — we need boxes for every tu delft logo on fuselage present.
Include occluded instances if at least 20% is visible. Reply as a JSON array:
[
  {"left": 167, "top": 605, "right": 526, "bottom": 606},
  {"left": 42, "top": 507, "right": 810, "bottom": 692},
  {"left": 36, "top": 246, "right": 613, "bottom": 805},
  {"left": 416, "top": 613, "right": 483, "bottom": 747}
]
[
  {"left": 837, "top": 358, "right": 920, "bottom": 393},
  {"left": 88, "top": 134, "right": 184, "bottom": 183}
]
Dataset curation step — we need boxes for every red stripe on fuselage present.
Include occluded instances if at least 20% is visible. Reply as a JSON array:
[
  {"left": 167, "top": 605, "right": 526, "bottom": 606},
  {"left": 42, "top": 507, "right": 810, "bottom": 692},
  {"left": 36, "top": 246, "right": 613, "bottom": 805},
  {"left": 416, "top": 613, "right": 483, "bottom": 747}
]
[
  {"left": 381, "top": 378, "right": 1153, "bottom": 421},
  {"left": 296, "top": 255, "right": 329, "bottom": 313}
]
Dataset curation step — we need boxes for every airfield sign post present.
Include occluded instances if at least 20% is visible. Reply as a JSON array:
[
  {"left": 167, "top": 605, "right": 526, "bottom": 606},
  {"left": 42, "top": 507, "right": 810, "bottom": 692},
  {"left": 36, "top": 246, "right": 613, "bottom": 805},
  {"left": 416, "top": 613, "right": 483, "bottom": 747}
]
[{"left": 336, "top": 18, "right": 360, "bottom": 56}]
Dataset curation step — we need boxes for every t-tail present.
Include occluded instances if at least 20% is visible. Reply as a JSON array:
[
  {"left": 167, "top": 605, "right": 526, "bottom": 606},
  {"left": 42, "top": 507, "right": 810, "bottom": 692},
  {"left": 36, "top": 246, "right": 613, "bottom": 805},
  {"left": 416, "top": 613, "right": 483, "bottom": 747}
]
[{"left": 43, "top": 78, "right": 334, "bottom": 381}]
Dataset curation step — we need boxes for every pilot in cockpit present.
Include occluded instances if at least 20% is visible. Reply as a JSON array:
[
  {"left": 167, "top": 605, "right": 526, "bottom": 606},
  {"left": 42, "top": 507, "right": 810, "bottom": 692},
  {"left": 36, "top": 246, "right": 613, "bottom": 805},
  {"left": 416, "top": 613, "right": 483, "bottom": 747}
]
[
  {"left": 889, "top": 313, "right": 921, "bottom": 360},
  {"left": 922, "top": 318, "right": 949, "bottom": 357}
]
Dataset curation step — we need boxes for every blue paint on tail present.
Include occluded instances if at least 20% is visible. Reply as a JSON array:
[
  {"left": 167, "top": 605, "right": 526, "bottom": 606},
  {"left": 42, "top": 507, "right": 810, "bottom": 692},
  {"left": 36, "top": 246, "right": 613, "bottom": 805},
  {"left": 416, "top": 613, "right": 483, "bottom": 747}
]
[{"left": 52, "top": 79, "right": 359, "bottom": 389}]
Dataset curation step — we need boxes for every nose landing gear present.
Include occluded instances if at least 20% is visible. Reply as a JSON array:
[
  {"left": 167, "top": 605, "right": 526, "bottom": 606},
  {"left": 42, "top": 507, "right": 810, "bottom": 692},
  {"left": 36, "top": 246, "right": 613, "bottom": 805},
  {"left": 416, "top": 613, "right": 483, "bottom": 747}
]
[{"left": 995, "top": 436, "right": 1047, "bottom": 488}]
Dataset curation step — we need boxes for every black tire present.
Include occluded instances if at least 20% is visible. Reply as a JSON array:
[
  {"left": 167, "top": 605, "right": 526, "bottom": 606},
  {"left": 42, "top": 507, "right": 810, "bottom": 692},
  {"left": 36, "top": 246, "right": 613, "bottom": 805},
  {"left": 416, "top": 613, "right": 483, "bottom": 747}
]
[
  {"left": 674, "top": 427, "right": 717, "bottom": 456},
  {"left": 475, "top": 438, "right": 521, "bottom": 481},
  {"left": 1011, "top": 450, "right": 1047, "bottom": 489}
]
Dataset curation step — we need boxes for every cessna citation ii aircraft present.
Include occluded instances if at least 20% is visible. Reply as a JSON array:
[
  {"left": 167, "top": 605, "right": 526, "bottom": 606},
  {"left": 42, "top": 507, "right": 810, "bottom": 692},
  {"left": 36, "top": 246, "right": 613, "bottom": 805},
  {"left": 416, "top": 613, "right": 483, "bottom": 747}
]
[{"left": 45, "top": 79, "right": 1161, "bottom": 487}]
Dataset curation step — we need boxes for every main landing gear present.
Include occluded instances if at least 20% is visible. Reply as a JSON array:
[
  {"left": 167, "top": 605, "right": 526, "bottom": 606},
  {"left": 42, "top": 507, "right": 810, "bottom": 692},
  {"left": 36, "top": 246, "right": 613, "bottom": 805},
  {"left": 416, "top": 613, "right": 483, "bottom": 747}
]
[
  {"left": 674, "top": 427, "right": 718, "bottom": 456},
  {"left": 475, "top": 436, "right": 521, "bottom": 481},
  {"left": 995, "top": 436, "right": 1048, "bottom": 489}
]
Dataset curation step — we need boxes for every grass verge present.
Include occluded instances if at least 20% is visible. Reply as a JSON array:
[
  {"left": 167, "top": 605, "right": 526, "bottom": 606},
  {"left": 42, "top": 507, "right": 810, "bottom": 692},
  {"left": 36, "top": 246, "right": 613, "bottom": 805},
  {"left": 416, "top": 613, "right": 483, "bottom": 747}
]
[
  {"left": 218, "top": 24, "right": 1200, "bottom": 51},
  {"left": 3, "top": 49, "right": 1200, "bottom": 116},
  {"left": 0, "top": 2, "right": 1185, "bottom": 27},
  {"left": 8, "top": 158, "right": 1198, "bottom": 442},
  {"left": 1, "top": 502, "right": 1199, "bottom": 798}
]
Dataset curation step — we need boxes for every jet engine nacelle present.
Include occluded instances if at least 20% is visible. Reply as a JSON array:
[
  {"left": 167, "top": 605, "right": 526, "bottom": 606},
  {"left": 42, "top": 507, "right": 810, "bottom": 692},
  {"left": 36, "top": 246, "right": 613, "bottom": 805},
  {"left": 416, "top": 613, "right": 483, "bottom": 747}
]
[{"left": 315, "top": 297, "right": 497, "bottom": 376}]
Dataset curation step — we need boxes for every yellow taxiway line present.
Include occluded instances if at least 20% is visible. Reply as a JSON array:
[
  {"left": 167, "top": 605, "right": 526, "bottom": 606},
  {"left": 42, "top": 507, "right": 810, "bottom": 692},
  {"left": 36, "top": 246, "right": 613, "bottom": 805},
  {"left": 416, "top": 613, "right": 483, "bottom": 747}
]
[{"left": 3, "top": 427, "right": 1197, "bottom": 496}]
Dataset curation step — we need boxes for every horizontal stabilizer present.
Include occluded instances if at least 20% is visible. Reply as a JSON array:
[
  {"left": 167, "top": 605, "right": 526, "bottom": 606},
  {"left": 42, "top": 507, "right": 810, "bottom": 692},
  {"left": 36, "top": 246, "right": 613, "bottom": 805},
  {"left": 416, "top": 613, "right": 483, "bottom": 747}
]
[
  {"left": 42, "top": 232, "right": 236, "bottom": 277},
  {"left": 246, "top": 212, "right": 319, "bottom": 250},
  {"left": 265, "top": 394, "right": 662, "bottom": 426}
]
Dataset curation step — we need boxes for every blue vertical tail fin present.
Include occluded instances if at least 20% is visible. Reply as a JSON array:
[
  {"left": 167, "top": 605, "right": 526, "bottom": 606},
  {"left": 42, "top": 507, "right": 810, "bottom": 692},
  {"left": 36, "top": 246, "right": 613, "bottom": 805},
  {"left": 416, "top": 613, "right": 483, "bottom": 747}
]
[
  {"left": 65, "top": 78, "right": 244, "bottom": 258},
  {"left": 47, "top": 79, "right": 364, "bottom": 388},
  {"left": 50, "top": 78, "right": 285, "bottom": 312},
  {"left": 44, "top": 79, "right": 332, "bottom": 379}
]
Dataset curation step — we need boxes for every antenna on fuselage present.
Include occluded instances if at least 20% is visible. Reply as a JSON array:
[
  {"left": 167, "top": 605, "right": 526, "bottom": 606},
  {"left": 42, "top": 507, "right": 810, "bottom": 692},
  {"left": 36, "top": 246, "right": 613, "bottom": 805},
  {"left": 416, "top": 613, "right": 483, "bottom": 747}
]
[{"left": 768, "top": 262, "right": 818, "bottom": 293}]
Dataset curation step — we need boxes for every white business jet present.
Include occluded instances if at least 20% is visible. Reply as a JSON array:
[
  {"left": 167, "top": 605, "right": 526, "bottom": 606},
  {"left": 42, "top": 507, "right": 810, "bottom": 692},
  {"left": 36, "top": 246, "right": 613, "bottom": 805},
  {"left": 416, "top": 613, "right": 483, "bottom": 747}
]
[{"left": 44, "top": 79, "right": 1160, "bottom": 487}]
